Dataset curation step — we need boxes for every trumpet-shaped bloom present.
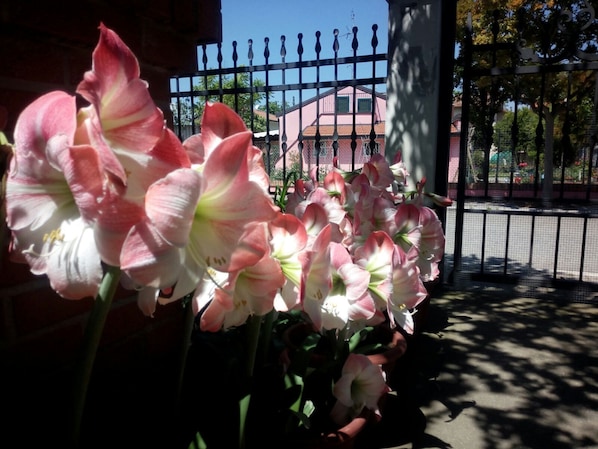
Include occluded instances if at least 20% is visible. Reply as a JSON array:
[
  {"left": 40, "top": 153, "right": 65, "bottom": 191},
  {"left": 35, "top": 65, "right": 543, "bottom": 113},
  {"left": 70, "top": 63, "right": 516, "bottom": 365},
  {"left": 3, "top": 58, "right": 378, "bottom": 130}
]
[
  {"left": 388, "top": 245, "right": 428, "bottom": 334},
  {"left": 300, "top": 224, "right": 333, "bottom": 330},
  {"left": 121, "top": 104, "right": 278, "bottom": 315},
  {"left": 361, "top": 153, "right": 395, "bottom": 191},
  {"left": 196, "top": 251, "right": 286, "bottom": 331},
  {"left": 331, "top": 353, "right": 390, "bottom": 425},
  {"left": 353, "top": 231, "right": 395, "bottom": 311},
  {"left": 190, "top": 131, "right": 278, "bottom": 271},
  {"left": 75, "top": 23, "right": 190, "bottom": 267},
  {"left": 389, "top": 151, "right": 409, "bottom": 188},
  {"left": 5, "top": 91, "right": 104, "bottom": 299},
  {"left": 321, "top": 242, "right": 375, "bottom": 330},
  {"left": 269, "top": 213, "right": 308, "bottom": 311},
  {"left": 76, "top": 23, "right": 164, "bottom": 166},
  {"left": 416, "top": 206, "right": 446, "bottom": 282}
]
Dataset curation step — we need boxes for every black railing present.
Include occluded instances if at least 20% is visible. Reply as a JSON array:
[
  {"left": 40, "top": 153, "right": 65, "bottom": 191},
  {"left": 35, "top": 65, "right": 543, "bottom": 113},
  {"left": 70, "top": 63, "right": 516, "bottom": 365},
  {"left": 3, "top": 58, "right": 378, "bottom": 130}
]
[
  {"left": 452, "top": 5, "right": 598, "bottom": 287},
  {"left": 447, "top": 205, "right": 598, "bottom": 284},
  {"left": 170, "top": 25, "right": 387, "bottom": 185}
]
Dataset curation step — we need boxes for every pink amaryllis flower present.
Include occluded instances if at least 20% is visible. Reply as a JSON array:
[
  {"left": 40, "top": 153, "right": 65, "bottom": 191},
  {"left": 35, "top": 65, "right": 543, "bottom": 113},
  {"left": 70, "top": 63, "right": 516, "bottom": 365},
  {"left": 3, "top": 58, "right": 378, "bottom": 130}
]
[
  {"left": 389, "top": 151, "right": 409, "bottom": 191},
  {"left": 353, "top": 231, "right": 395, "bottom": 314},
  {"left": 360, "top": 153, "right": 395, "bottom": 192},
  {"left": 76, "top": 23, "right": 189, "bottom": 267},
  {"left": 5, "top": 91, "right": 104, "bottom": 299},
  {"left": 416, "top": 206, "right": 446, "bottom": 282},
  {"left": 331, "top": 353, "right": 390, "bottom": 425},
  {"left": 388, "top": 244, "right": 428, "bottom": 334},
  {"left": 196, "top": 250, "right": 286, "bottom": 331},
  {"left": 389, "top": 202, "right": 422, "bottom": 253},
  {"left": 299, "top": 224, "right": 333, "bottom": 330},
  {"left": 76, "top": 23, "right": 164, "bottom": 167},
  {"left": 121, "top": 104, "right": 278, "bottom": 315},
  {"left": 268, "top": 213, "right": 308, "bottom": 311},
  {"left": 320, "top": 242, "right": 375, "bottom": 331}
]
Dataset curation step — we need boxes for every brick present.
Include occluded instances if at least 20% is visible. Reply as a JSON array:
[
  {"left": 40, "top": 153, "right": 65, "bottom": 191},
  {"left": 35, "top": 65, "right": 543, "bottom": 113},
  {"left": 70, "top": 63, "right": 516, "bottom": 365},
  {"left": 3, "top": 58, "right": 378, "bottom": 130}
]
[
  {"left": 1, "top": 35, "right": 68, "bottom": 86},
  {"left": 7, "top": 0, "right": 143, "bottom": 54},
  {"left": 11, "top": 285, "right": 93, "bottom": 335},
  {"left": 0, "top": 255, "right": 41, "bottom": 289},
  {"left": 94, "top": 330, "right": 149, "bottom": 369},
  {"left": 145, "top": 304, "right": 188, "bottom": 355},
  {"left": 141, "top": 21, "right": 198, "bottom": 72},
  {"left": 98, "top": 295, "right": 149, "bottom": 347},
  {"left": 145, "top": 0, "right": 174, "bottom": 24},
  {"left": 3, "top": 321, "right": 83, "bottom": 375}
]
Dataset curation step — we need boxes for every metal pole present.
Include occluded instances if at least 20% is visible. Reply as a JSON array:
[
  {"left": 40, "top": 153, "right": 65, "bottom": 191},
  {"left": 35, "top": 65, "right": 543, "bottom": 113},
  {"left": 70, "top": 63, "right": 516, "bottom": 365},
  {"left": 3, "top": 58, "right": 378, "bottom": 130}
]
[{"left": 451, "top": 13, "right": 473, "bottom": 278}]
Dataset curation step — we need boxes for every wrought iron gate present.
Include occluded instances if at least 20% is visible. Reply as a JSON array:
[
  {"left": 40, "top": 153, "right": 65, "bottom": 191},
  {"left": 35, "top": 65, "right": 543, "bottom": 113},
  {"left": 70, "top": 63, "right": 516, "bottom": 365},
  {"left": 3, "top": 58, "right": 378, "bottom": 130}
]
[
  {"left": 451, "top": 4, "right": 598, "bottom": 288},
  {"left": 170, "top": 25, "right": 387, "bottom": 189}
]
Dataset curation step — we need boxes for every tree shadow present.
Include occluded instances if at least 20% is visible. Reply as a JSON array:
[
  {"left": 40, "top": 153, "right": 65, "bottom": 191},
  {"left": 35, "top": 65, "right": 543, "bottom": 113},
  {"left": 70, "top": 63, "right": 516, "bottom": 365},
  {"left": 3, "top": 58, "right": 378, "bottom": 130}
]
[{"left": 395, "top": 269, "right": 598, "bottom": 449}]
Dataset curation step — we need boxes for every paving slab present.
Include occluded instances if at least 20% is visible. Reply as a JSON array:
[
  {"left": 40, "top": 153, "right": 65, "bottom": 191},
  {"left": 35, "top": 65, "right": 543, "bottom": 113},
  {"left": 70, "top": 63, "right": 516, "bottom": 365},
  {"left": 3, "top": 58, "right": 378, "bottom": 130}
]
[{"left": 373, "top": 278, "right": 598, "bottom": 449}]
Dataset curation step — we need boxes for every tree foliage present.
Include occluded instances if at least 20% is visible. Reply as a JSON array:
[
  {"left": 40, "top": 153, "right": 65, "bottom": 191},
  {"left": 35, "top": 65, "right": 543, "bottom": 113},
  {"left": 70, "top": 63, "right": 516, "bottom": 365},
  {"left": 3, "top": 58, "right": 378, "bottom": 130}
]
[
  {"left": 455, "top": 0, "right": 597, "bottom": 175},
  {"left": 493, "top": 107, "right": 538, "bottom": 164},
  {"left": 172, "top": 72, "right": 272, "bottom": 131}
]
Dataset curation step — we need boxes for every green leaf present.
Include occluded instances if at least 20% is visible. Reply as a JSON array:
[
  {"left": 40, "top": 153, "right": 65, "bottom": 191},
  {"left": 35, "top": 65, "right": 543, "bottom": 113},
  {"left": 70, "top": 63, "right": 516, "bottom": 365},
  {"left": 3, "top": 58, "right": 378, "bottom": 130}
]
[
  {"left": 288, "top": 408, "right": 312, "bottom": 429},
  {"left": 289, "top": 331, "right": 321, "bottom": 375},
  {"left": 239, "top": 393, "right": 251, "bottom": 449},
  {"left": 284, "top": 373, "right": 305, "bottom": 412},
  {"left": 188, "top": 431, "right": 208, "bottom": 449}
]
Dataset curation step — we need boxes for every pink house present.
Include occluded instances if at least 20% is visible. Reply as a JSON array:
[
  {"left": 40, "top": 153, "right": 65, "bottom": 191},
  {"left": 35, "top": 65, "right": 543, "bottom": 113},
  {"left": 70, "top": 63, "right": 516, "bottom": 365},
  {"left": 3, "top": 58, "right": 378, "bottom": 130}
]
[
  {"left": 448, "top": 99, "right": 462, "bottom": 185},
  {"left": 277, "top": 86, "right": 387, "bottom": 174}
]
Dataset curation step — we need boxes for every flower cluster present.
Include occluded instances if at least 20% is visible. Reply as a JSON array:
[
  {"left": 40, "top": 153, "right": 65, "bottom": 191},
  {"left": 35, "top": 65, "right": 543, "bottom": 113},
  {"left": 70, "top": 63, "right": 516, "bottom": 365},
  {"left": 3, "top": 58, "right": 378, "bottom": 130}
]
[{"left": 3, "top": 24, "right": 450, "bottom": 445}]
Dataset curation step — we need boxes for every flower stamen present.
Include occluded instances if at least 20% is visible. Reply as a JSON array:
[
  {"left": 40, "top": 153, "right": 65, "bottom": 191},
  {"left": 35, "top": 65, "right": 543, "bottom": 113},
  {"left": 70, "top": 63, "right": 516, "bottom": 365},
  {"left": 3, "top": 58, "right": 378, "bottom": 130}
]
[{"left": 43, "top": 228, "right": 65, "bottom": 244}]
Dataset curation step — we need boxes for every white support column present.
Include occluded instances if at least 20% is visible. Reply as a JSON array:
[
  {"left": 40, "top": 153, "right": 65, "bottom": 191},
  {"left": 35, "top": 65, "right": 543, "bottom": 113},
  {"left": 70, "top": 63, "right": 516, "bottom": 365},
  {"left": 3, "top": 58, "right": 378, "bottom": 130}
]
[{"left": 386, "top": 0, "right": 443, "bottom": 193}]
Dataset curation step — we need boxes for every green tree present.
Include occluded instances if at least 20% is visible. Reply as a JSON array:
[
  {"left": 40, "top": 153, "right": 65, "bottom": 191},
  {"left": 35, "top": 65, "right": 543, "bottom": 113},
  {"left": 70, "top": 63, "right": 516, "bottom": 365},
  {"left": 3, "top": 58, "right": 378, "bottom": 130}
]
[
  {"left": 171, "top": 72, "right": 269, "bottom": 131},
  {"left": 257, "top": 99, "right": 291, "bottom": 117},
  {"left": 456, "top": 0, "right": 597, "bottom": 192},
  {"left": 493, "top": 107, "right": 538, "bottom": 165}
]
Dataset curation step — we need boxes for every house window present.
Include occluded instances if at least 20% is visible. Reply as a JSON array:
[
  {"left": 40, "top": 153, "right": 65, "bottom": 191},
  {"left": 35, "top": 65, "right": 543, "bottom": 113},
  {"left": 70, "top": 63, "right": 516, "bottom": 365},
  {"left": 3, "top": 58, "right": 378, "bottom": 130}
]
[
  {"left": 362, "top": 141, "right": 379, "bottom": 156},
  {"left": 357, "top": 98, "right": 372, "bottom": 113},
  {"left": 336, "top": 96, "right": 350, "bottom": 113},
  {"left": 313, "top": 140, "right": 329, "bottom": 158}
]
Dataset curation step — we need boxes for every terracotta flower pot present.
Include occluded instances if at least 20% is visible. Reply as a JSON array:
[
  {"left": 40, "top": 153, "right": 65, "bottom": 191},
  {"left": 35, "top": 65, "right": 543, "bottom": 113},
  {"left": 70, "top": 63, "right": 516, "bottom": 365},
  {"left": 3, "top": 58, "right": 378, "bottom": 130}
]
[
  {"left": 285, "top": 408, "right": 373, "bottom": 449},
  {"left": 278, "top": 323, "right": 395, "bottom": 448},
  {"left": 364, "top": 326, "right": 407, "bottom": 377}
]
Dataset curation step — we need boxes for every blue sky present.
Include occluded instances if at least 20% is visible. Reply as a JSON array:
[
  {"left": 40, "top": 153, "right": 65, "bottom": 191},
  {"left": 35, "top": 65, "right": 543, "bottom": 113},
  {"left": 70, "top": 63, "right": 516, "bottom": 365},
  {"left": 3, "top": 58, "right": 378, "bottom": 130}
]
[
  {"left": 216, "top": 0, "right": 389, "bottom": 64},
  {"left": 180, "top": 1, "right": 389, "bottom": 106}
]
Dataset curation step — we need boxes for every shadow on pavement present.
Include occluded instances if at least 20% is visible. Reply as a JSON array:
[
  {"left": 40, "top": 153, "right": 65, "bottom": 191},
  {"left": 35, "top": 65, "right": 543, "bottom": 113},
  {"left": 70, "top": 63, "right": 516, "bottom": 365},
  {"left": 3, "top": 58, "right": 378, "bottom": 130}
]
[{"left": 382, "top": 277, "right": 598, "bottom": 449}]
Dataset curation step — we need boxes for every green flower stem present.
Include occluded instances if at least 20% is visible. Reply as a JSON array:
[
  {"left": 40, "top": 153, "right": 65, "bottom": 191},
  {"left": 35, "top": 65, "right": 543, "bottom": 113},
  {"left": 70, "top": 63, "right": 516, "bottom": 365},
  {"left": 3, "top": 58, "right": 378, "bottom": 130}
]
[
  {"left": 176, "top": 299, "right": 196, "bottom": 411},
  {"left": 244, "top": 314, "right": 262, "bottom": 380},
  {"left": 238, "top": 314, "right": 262, "bottom": 449},
  {"left": 258, "top": 310, "right": 275, "bottom": 362},
  {"left": 69, "top": 264, "right": 121, "bottom": 448}
]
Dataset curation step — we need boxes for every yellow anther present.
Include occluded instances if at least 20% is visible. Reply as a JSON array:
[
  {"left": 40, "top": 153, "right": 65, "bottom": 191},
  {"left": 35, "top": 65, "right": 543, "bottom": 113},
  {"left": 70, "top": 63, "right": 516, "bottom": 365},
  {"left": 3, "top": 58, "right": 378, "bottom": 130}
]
[
  {"left": 234, "top": 299, "right": 248, "bottom": 310},
  {"left": 43, "top": 229, "right": 64, "bottom": 244}
]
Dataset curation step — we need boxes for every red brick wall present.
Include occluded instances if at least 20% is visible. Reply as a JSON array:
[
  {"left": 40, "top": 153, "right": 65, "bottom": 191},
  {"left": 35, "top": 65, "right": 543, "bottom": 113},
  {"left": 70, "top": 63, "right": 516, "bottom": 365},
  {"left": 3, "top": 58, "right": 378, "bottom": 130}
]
[
  {"left": 0, "top": 0, "right": 222, "bottom": 138},
  {"left": 0, "top": 1, "right": 221, "bottom": 445}
]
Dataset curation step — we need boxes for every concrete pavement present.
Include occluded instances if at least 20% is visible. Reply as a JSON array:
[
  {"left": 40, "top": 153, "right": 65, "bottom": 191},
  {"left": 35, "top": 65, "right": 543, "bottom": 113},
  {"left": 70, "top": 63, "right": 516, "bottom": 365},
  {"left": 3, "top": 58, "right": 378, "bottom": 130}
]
[{"left": 358, "top": 276, "right": 598, "bottom": 449}]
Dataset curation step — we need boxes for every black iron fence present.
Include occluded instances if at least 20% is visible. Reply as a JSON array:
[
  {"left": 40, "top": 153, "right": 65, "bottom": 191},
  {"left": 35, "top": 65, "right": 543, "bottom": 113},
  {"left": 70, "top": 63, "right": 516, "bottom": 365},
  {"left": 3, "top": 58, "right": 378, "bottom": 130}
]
[
  {"left": 169, "top": 6, "right": 598, "bottom": 289},
  {"left": 452, "top": 4, "right": 598, "bottom": 288},
  {"left": 170, "top": 25, "right": 387, "bottom": 187}
]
